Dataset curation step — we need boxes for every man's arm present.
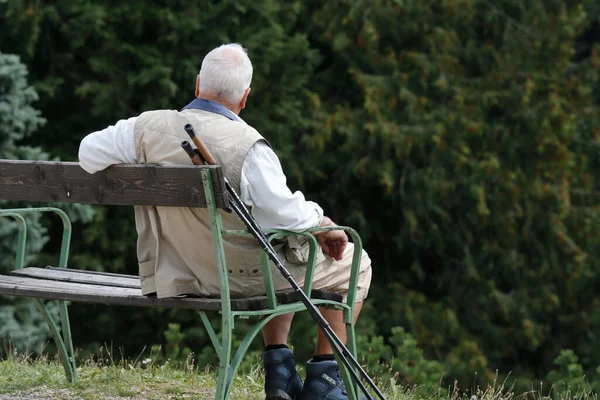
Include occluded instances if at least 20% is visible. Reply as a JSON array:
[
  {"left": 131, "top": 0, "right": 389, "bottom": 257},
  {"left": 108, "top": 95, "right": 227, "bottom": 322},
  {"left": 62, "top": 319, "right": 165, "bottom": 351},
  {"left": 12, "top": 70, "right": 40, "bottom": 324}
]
[
  {"left": 240, "top": 142, "right": 347, "bottom": 260},
  {"left": 78, "top": 117, "right": 138, "bottom": 173},
  {"left": 240, "top": 141, "right": 323, "bottom": 231}
]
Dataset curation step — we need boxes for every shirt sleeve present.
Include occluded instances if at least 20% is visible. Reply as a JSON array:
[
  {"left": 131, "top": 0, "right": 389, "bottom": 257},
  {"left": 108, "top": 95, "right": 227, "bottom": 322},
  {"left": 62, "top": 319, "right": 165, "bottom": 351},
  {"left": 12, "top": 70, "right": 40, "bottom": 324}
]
[
  {"left": 240, "top": 141, "right": 324, "bottom": 231},
  {"left": 78, "top": 117, "right": 138, "bottom": 174}
]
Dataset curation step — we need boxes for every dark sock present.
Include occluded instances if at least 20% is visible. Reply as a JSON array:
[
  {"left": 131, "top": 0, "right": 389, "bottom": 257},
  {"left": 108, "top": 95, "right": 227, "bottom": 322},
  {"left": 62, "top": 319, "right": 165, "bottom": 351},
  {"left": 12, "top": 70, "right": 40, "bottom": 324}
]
[
  {"left": 311, "top": 354, "right": 335, "bottom": 362},
  {"left": 265, "top": 344, "right": 289, "bottom": 352}
]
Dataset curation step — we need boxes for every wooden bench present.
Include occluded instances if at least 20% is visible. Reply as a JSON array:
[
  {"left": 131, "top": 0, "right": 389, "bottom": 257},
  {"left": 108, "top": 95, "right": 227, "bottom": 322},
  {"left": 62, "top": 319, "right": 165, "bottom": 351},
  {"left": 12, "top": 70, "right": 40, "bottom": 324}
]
[{"left": 0, "top": 160, "right": 364, "bottom": 400}]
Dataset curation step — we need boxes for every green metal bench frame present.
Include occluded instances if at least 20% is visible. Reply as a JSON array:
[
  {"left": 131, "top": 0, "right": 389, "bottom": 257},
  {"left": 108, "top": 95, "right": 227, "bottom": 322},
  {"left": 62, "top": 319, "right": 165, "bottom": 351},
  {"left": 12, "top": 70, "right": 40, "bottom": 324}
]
[{"left": 0, "top": 164, "right": 363, "bottom": 400}]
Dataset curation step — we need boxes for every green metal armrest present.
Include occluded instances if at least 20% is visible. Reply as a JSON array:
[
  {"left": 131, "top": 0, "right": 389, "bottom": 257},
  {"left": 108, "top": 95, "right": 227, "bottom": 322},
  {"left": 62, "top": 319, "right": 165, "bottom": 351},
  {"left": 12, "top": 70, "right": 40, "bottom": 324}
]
[
  {"left": 221, "top": 226, "right": 363, "bottom": 318},
  {"left": 304, "top": 226, "right": 363, "bottom": 317},
  {"left": 0, "top": 207, "right": 72, "bottom": 271},
  {"left": 0, "top": 207, "right": 76, "bottom": 382}
]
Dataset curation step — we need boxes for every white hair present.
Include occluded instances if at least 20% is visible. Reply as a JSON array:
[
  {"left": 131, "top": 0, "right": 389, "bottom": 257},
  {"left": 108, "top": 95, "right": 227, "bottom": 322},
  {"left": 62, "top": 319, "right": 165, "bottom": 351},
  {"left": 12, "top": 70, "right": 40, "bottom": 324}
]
[{"left": 199, "top": 43, "right": 253, "bottom": 104}]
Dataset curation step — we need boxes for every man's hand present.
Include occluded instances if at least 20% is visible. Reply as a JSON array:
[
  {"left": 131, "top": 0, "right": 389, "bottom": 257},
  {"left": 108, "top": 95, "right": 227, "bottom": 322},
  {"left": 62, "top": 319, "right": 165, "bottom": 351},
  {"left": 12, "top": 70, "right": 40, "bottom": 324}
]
[{"left": 315, "top": 217, "right": 347, "bottom": 261}]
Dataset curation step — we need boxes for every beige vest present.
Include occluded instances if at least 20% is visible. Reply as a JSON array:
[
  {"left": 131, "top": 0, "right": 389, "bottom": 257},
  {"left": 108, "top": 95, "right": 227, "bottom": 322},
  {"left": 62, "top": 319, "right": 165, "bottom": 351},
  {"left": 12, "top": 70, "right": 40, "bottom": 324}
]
[{"left": 133, "top": 108, "right": 300, "bottom": 298}]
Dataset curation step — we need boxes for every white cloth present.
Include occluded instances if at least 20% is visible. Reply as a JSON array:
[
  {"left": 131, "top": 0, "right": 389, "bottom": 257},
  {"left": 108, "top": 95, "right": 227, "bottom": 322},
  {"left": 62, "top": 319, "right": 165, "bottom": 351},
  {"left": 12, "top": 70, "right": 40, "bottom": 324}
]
[{"left": 78, "top": 116, "right": 324, "bottom": 232}]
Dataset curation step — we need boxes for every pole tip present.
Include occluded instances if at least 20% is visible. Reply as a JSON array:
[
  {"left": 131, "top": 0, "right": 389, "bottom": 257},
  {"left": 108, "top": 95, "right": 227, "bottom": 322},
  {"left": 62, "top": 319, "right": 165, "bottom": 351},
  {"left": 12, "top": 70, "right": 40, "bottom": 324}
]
[
  {"left": 184, "top": 124, "right": 195, "bottom": 138},
  {"left": 180, "top": 141, "right": 196, "bottom": 159}
]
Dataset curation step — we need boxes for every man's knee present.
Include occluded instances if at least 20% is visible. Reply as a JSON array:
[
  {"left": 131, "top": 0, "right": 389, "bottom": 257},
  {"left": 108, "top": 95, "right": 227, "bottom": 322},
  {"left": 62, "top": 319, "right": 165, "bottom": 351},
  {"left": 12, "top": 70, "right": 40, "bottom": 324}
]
[
  {"left": 354, "top": 254, "right": 372, "bottom": 302},
  {"left": 340, "top": 247, "right": 372, "bottom": 303}
]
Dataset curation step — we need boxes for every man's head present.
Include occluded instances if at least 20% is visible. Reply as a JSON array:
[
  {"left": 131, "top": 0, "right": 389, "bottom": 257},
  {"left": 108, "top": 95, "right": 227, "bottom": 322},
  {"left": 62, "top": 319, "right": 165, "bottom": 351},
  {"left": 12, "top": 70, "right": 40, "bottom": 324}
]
[{"left": 196, "top": 43, "right": 253, "bottom": 114}]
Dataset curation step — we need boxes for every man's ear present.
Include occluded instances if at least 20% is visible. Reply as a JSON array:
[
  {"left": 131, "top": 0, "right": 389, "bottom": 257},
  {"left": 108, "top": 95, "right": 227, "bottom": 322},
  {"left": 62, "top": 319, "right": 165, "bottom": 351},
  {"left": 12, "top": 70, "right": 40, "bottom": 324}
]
[
  {"left": 195, "top": 75, "right": 200, "bottom": 97},
  {"left": 239, "top": 87, "right": 251, "bottom": 110}
]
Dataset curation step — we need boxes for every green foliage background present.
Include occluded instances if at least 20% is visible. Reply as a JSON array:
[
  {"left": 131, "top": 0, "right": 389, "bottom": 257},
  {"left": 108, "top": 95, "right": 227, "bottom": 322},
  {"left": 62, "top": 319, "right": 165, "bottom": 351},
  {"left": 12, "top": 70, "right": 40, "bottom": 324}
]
[
  {"left": 0, "top": 51, "right": 92, "bottom": 355},
  {"left": 1, "top": 0, "right": 599, "bottom": 395}
]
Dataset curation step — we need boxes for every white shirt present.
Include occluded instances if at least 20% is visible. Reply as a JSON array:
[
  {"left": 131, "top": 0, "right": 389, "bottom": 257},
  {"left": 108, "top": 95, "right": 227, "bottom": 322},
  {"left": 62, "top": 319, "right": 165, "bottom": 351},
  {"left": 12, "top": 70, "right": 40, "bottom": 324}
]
[{"left": 78, "top": 116, "right": 324, "bottom": 232}]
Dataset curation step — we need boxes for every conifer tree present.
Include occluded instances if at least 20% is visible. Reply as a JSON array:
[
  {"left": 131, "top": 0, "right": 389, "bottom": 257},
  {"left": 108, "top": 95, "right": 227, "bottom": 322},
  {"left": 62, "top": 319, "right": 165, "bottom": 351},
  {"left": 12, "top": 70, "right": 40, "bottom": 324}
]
[
  {"left": 0, "top": 52, "right": 92, "bottom": 355},
  {"left": 301, "top": 0, "right": 600, "bottom": 388}
]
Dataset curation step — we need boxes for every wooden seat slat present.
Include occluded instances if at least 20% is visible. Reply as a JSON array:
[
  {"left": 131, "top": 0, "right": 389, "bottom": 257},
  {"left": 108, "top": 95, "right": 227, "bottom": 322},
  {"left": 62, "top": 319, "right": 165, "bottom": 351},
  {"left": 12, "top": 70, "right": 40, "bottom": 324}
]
[
  {"left": 0, "top": 269, "right": 343, "bottom": 310},
  {"left": 1, "top": 274, "right": 141, "bottom": 295},
  {"left": 0, "top": 274, "right": 271, "bottom": 311},
  {"left": 10, "top": 267, "right": 140, "bottom": 289},
  {"left": 45, "top": 266, "right": 137, "bottom": 279}
]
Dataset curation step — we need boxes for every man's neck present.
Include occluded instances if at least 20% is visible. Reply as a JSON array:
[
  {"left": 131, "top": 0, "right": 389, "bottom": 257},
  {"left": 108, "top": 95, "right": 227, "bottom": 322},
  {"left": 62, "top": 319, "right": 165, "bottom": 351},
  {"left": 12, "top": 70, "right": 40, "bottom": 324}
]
[{"left": 197, "top": 93, "right": 239, "bottom": 115}]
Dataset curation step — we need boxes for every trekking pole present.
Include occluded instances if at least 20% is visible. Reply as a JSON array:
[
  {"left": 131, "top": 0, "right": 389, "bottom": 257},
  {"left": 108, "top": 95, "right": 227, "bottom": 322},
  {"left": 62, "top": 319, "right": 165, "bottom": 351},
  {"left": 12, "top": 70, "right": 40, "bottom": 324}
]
[{"left": 182, "top": 124, "right": 386, "bottom": 400}]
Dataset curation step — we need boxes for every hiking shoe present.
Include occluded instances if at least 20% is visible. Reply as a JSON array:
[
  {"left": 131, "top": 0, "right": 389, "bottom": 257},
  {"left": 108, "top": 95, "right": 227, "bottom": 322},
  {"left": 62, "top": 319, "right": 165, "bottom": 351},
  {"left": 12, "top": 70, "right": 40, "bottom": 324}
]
[
  {"left": 263, "top": 348, "right": 303, "bottom": 400},
  {"left": 299, "top": 359, "right": 366, "bottom": 400}
]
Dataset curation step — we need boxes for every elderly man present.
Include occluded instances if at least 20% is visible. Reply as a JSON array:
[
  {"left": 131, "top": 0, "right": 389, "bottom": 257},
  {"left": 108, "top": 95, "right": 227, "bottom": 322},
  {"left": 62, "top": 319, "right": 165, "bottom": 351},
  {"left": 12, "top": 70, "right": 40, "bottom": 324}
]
[{"left": 78, "top": 43, "right": 372, "bottom": 400}]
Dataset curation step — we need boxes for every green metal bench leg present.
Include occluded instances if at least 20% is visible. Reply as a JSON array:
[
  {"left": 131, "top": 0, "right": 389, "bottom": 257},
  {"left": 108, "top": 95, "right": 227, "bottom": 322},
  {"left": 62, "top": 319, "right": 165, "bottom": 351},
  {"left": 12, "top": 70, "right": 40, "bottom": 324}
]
[
  {"left": 199, "top": 311, "right": 222, "bottom": 355},
  {"left": 58, "top": 300, "right": 77, "bottom": 381},
  {"left": 201, "top": 168, "right": 235, "bottom": 400},
  {"left": 337, "top": 318, "right": 359, "bottom": 400},
  {"left": 215, "top": 312, "right": 233, "bottom": 400},
  {"left": 34, "top": 299, "right": 77, "bottom": 382},
  {"left": 223, "top": 313, "right": 284, "bottom": 397},
  {"left": 199, "top": 311, "right": 229, "bottom": 400},
  {"left": 201, "top": 311, "right": 291, "bottom": 400}
]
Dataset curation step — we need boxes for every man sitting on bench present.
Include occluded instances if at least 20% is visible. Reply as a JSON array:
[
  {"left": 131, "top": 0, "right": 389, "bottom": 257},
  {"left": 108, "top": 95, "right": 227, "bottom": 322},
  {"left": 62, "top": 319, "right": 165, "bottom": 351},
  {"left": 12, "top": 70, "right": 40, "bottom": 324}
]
[{"left": 78, "top": 43, "right": 372, "bottom": 400}]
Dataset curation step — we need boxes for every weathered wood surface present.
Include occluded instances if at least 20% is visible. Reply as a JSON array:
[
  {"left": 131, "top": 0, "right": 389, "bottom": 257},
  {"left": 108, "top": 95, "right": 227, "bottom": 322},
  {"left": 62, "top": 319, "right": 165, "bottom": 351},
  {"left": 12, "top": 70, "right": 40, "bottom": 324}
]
[
  {"left": 33, "top": 267, "right": 343, "bottom": 303},
  {"left": 0, "top": 160, "right": 229, "bottom": 208},
  {"left": 0, "top": 274, "right": 270, "bottom": 311},
  {"left": 45, "top": 266, "right": 136, "bottom": 279},
  {"left": 11, "top": 267, "right": 140, "bottom": 289},
  {"left": 3, "top": 267, "right": 343, "bottom": 308}
]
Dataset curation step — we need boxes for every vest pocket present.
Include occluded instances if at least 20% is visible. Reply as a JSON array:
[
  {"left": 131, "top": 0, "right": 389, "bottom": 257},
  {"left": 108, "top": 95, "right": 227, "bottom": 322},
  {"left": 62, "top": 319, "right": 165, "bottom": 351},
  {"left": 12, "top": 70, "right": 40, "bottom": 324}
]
[
  {"left": 248, "top": 265, "right": 262, "bottom": 277},
  {"left": 138, "top": 259, "right": 156, "bottom": 277},
  {"left": 284, "top": 235, "right": 326, "bottom": 265}
]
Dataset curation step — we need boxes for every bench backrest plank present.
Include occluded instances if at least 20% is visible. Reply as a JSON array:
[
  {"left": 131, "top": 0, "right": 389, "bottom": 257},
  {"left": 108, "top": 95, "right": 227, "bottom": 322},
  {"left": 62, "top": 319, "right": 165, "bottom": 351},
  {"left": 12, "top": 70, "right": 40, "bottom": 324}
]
[{"left": 0, "top": 160, "right": 228, "bottom": 208}]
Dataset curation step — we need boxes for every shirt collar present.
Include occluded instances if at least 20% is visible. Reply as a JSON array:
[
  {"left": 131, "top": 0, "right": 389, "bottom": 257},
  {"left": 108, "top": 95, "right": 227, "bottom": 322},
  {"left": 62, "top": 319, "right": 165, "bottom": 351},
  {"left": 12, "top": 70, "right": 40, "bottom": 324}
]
[{"left": 181, "top": 98, "right": 244, "bottom": 123}]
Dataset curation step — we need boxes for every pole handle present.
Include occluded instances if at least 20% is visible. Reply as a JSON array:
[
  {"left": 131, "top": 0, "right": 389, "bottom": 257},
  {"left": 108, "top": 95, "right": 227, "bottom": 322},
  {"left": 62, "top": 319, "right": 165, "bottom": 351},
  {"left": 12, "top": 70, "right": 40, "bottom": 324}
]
[
  {"left": 184, "top": 124, "right": 217, "bottom": 165},
  {"left": 181, "top": 137, "right": 233, "bottom": 214},
  {"left": 181, "top": 141, "right": 203, "bottom": 165}
]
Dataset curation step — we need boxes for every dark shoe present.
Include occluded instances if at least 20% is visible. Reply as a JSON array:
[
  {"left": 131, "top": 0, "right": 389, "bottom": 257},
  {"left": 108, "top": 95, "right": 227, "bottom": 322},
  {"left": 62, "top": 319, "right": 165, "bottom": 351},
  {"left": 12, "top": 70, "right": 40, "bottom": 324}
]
[
  {"left": 299, "top": 359, "right": 366, "bottom": 400},
  {"left": 263, "top": 348, "right": 303, "bottom": 400}
]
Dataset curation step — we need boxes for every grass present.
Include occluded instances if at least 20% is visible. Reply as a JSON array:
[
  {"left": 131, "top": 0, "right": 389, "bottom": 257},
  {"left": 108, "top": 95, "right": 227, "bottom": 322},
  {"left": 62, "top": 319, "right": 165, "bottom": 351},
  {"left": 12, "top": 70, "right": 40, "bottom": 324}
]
[
  {"left": 1, "top": 352, "right": 246, "bottom": 400},
  {"left": 0, "top": 350, "right": 587, "bottom": 400}
]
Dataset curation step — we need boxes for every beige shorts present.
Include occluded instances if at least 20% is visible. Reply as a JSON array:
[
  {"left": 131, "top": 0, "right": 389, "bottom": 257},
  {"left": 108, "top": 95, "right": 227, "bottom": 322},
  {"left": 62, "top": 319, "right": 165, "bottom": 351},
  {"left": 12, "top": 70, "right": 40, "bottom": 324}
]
[{"left": 275, "top": 242, "right": 372, "bottom": 303}]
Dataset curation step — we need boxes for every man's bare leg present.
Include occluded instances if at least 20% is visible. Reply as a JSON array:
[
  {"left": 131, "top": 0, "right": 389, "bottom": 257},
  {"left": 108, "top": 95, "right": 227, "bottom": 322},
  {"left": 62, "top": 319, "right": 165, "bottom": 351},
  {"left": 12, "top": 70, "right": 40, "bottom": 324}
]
[
  {"left": 299, "top": 302, "right": 365, "bottom": 399},
  {"left": 315, "top": 301, "right": 363, "bottom": 355},
  {"left": 262, "top": 313, "right": 295, "bottom": 346}
]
